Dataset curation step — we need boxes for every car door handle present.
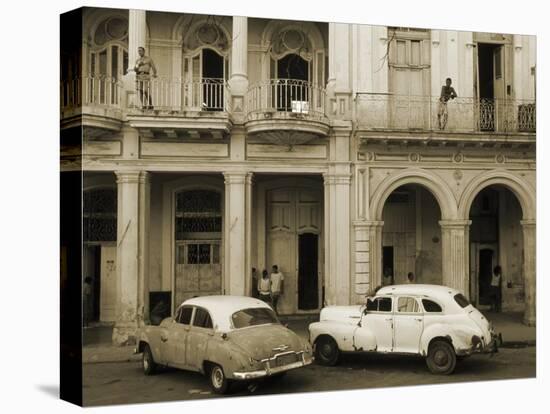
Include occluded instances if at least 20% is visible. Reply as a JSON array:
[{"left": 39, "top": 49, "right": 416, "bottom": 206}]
[{"left": 414, "top": 318, "right": 422, "bottom": 322}]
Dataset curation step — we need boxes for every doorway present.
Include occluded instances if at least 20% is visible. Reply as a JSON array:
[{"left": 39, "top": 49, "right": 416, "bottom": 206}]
[
  {"left": 274, "top": 53, "right": 310, "bottom": 111},
  {"left": 382, "top": 246, "right": 395, "bottom": 285},
  {"left": 201, "top": 48, "right": 224, "bottom": 111},
  {"left": 298, "top": 233, "right": 319, "bottom": 310},
  {"left": 478, "top": 248, "right": 495, "bottom": 306},
  {"left": 83, "top": 245, "right": 101, "bottom": 322},
  {"left": 477, "top": 43, "right": 504, "bottom": 131}
]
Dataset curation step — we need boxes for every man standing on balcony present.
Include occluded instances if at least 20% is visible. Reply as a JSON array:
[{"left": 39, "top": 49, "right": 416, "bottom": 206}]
[
  {"left": 134, "top": 46, "right": 157, "bottom": 110},
  {"left": 438, "top": 77, "right": 458, "bottom": 130}
]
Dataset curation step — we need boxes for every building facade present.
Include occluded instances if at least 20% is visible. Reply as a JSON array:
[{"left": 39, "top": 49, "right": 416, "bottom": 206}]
[{"left": 60, "top": 8, "right": 536, "bottom": 345}]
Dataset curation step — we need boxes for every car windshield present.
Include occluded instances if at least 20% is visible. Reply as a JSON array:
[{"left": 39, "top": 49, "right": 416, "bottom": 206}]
[
  {"left": 454, "top": 293, "right": 471, "bottom": 308},
  {"left": 231, "top": 307, "right": 279, "bottom": 329}
]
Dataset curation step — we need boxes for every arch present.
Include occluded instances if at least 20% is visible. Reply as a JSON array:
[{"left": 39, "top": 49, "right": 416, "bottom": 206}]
[
  {"left": 370, "top": 169, "right": 458, "bottom": 221},
  {"left": 84, "top": 8, "right": 129, "bottom": 46},
  {"left": 458, "top": 170, "right": 536, "bottom": 220},
  {"left": 172, "top": 15, "right": 232, "bottom": 56},
  {"left": 261, "top": 20, "right": 325, "bottom": 55}
]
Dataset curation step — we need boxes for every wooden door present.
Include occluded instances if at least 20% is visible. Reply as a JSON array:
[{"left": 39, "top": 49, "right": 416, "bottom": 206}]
[{"left": 99, "top": 245, "right": 117, "bottom": 322}]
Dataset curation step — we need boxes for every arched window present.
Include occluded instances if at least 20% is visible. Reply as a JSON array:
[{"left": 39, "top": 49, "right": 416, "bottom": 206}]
[
  {"left": 88, "top": 16, "right": 129, "bottom": 104},
  {"left": 83, "top": 188, "right": 117, "bottom": 242}
]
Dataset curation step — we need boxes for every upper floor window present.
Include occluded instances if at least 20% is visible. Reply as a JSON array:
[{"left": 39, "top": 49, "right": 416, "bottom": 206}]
[{"left": 89, "top": 16, "right": 129, "bottom": 80}]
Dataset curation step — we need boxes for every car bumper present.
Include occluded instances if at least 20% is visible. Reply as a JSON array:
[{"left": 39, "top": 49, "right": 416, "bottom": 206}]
[
  {"left": 457, "top": 333, "right": 499, "bottom": 356},
  {"left": 232, "top": 351, "right": 313, "bottom": 380}
]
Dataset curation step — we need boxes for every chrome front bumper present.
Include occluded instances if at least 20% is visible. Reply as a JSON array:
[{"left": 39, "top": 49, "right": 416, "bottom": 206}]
[{"left": 233, "top": 350, "right": 313, "bottom": 380}]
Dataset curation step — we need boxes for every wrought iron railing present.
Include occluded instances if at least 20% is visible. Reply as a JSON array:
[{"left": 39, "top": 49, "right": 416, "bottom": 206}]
[
  {"left": 245, "top": 79, "right": 327, "bottom": 121},
  {"left": 355, "top": 93, "right": 536, "bottom": 133},
  {"left": 60, "top": 76, "right": 123, "bottom": 110},
  {"left": 132, "top": 77, "right": 230, "bottom": 112}
]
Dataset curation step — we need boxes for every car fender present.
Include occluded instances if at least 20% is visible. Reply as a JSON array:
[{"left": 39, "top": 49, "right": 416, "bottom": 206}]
[
  {"left": 309, "top": 321, "right": 360, "bottom": 352},
  {"left": 136, "top": 325, "right": 165, "bottom": 363},
  {"left": 202, "top": 337, "right": 250, "bottom": 378},
  {"left": 420, "top": 323, "right": 481, "bottom": 356}
]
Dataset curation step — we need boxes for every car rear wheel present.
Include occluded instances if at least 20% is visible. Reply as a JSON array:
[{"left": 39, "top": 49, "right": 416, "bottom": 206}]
[
  {"left": 315, "top": 336, "right": 340, "bottom": 366},
  {"left": 209, "top": 364, "right": 230, "bottom": 394},
  {"left": 426, "top": 340, "right": 456, "bottom": 375},
  {"left": 142, "top": 344, "right": 157, "bottom": 376}
]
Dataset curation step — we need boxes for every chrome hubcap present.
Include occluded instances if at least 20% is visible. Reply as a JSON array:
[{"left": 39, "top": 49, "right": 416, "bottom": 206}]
[
  {"left": 434, "top": 349, "right": 448, "bottom": 366},
  {"left": 212, "top": 367, "right": 223, "bottom": 388}
]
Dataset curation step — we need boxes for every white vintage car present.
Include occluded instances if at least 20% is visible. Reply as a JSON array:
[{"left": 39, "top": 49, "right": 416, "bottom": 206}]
[
  {"left": 136, "top": 296, "right": 313, "bottom": 393},
  {"left": 309, "top": 284, "right": 498, "bottom": 374}
]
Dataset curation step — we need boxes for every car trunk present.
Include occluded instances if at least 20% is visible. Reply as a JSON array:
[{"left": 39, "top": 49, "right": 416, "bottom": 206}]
[
  {"left": 227, "top": 324, "right": 303, "bottom": 360},
  {"left": 466, "top": 305, "right": 492, "bottom": 343}
]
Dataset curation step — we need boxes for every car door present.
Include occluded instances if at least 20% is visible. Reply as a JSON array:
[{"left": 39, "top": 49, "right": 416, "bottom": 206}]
[
  {"left": 185, "top": 307, "right": 214, "bottom": 372},
  {"left": 358, "top": 296, "right": 394, "bottom": 352},
  {"left": 162, "top": 305, "right": 193, "bottom": 368},
  {"left": 393, "top": 296, "right": 424, "bottom": 354}
]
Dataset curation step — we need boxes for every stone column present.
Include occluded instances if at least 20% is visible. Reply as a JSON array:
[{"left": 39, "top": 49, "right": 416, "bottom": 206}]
[
  {"left": 323, "top": 172, "right": 351, "bottom": 305},
  {"left": 440, "top": 220, "right": 471, "bottom": 296},
  {"left": 367, "top": 221, "right": 384, "bottom": 292},
  {"left": 113, "top": 171, "right": 150, "bottom": 345},
  {"left": 128, "top": 9, "right": 147, "bottom": 67},
  {"left": 223, "top": 172, "right": 252, "bottom": 296},
  {"left": 521, "top": 219, "right": 536, "bottom": 326},
  {"left": 229, "top": 16, "right": 248, "bottom": 116}
]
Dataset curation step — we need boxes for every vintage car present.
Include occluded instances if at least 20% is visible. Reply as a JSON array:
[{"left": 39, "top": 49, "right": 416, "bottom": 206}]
[
  {"left": 309, "top": 284, "right": 498, "bottom": 374},
  {"left": 135, "top": 295, "right": 313, "bottom": 393}
]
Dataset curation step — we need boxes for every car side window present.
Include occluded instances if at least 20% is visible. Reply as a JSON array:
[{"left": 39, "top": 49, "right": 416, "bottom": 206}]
[
  {"left": 193, "top": 308, "right": 213, "bottom": 329},
  {"left": 422, "top": 299, "right": 443, "bottom": 313},
  {"left": 366, "top": 297, "right": 392, "bottom": 312},
  {"left": 177, "top": 306, "right": 193, "bottom": 325},
  {"left": 397, "top": 297, "right": 420, "bottom": 313}
]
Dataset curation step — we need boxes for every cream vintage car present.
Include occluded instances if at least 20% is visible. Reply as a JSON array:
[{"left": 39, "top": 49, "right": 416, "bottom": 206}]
[
  {"left": 135, "top": 296, "right": 313, "bottom": 393},
  {"left": 309, "top": 284, "right": 498, "bottom": 374}
]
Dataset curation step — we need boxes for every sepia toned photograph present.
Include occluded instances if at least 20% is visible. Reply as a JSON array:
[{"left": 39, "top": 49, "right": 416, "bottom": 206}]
[{"left": 59, "top": 3, "right": 536, "bottom": 408}]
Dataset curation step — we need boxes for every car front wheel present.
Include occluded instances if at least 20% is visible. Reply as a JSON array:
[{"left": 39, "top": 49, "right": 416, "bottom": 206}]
[
  {"left": 209, "top": 364, "right": 230, "bottom": 394},
  {"left": 315, "top": 336, "right": 340, "bottom": 366},
  {"left": 426, "top": 340, "right": 456, "bottom": 375},
  {"left": 142, "top": 344, "right": 157, "bottom": 375}
]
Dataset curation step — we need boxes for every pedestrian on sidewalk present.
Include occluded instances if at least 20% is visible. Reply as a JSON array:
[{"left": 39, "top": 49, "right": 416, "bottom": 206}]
[
  {"left": 258, "top": 270, "right": 271, "bottom": 304},
  {"left": 490, "top": 265, "right": 503, "bottom": 312},
  {"left": 270, "top": 265, "right": 285, "bottom": 315}
]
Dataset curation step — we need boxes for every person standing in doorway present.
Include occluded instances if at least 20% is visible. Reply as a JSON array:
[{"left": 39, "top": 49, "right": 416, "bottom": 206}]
[
  {"left": 134, "top": 46, "right": 157, "bottom": 109},
  {"left": 438, "top": 77, "right": 458, "bottom": 130},
  {"left": 257, "top": 270, "right": 271, "bottom": 304},
  {"left": 382, "top": 266, "right": 394, "bottom": 286},
  {"left": 407, "top": 272, "right": 415, "bottom": 284},
  {"left": 490, "top": 265, "right": 503, "bottom": 312},
  {"left": 270, "top": 265, "right": 284, "bottom": 314},
  {"left": 251, "top": 267, "right": 259, "bottom": 298}
]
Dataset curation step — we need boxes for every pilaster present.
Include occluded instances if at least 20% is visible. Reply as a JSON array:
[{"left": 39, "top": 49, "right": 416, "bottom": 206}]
[
  {"left": 229, "top": 16, "right": 248, "bottom": 119},
  {"left": 521, "top": 219, "right": 536, "bottom": 326}
]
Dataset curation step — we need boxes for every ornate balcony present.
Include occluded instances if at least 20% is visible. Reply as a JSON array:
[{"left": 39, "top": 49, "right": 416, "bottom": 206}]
[
  {"left": 355, "top": 93, "right": 536, "bottom": 140},
  {"left": 60, "top": 76, "right": 123, "bottom": 134},
  {"left": 245, "top": 79, "right": 330, "bottom": 146},
  {"left": 125, "top": 77, "right": 232, "bottom": 139}
]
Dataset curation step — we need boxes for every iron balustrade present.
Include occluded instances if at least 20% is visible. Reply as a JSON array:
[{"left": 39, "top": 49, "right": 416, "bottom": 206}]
[
  {"left": 60, "top": 76, "right": 122, "bottom": 110},
  {"left": 355, "top": 93, "right": 536, "bottom": 133},
  {"left": 132, "top": 77, "right": 230, "bottom": 112},
  {"left": 246, "top": 79, "right": 327, "bottom": 121}
]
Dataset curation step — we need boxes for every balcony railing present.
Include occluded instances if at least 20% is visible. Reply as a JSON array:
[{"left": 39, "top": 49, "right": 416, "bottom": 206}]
[
  {"left": 246, "top": 79, "right": 327, "bottom": 122},
  {"left": 60, "top": 76, "right": 122, "bottom": 110},
  {"left": 355, "top": 94, "right": 536, "bottom": 133},
  {"left": 131, "top": 77, "right": 230, "bottom": 113}
]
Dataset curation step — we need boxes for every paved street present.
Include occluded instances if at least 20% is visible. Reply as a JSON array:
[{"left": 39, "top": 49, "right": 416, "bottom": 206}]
[{"left": 83, "top": 345, "right": 535, "bottom": 407}]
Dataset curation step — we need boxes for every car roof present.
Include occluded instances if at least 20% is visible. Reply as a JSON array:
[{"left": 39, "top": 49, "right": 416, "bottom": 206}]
[
  {"left": 177, "top": 295, "right": 272, "bottom": 331},
  {"left": 376, "top": 284, "right": 463, "bottom": 304}
]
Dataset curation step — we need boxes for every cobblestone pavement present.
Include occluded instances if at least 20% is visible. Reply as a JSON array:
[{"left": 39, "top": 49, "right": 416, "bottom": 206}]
[{"left": 83, "top": 346, "right": 535, "bottom": 407}]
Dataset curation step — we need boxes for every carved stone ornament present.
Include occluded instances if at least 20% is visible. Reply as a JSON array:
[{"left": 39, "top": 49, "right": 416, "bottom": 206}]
[
  {"left": 258, "top": 130, "right": 318, "bottom": 150},
  {"left": 453, "top": 170, "right": 463, "bottom": 181},
  {"left": 453, "top": 153, "right": 464, "bottom": 163},
  {"left": 496, "top": 154, "right": 505, "bottom": 163}
]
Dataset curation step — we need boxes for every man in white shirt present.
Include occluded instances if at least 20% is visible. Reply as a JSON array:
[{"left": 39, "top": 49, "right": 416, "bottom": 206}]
[
  {"left": 490, "top": 265, "right": 503, "bottom": 312},
  {"left": 270, "top": 265, "right": 284, "bottom": 314}
]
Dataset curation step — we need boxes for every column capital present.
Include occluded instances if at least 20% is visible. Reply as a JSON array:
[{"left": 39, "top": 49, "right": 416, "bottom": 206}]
[
  {"left": 353, "top": 219, "right": 384, "bottom": 228},
  {"left": 438, "top": 219, "right": 472, "bottom": 229},
  {"left": 223, "top": 171, "right": 252, "bottom": 185},
  {"left": 520, "top": 219, "right": 536, "bottom": 228},
  {"left": 116, "top": 171, "right": 142, "bottom": 184},
  {"left": 323, "top": 173, "right": 351, "bottom": 186}
]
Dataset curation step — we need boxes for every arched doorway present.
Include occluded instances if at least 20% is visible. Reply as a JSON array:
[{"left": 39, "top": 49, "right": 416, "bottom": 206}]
[
  {"left": 174, "top": 189, "right": 222, "bottom": 306},
  {"left": 380, "top": 185, "right": 443, "bottom": 286},
  {"left": 468, "top": 185, "right": 524, "bottom": 311}
]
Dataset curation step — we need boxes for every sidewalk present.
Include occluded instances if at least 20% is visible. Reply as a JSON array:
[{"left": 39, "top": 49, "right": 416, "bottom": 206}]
[{"left": 82, "top": 311, "right": 535, "bottom": 364}]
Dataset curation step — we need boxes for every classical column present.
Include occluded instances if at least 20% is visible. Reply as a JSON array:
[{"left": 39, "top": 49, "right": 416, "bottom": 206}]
[
  {"left": 113, "top": 171, "right": 150, "bottom": 345},
  {"left": 440, "top": 220, "right": 471, "bottom": 296},
  {"left": 367, "top": 221, "right": 384, "bottom": 292},
  {"left": 521, "top": 219, "right": 536, "bottom": 326},
  {"left": 128, "top": 9, "right": 147, "bottom": 67},
  {"left": 324, "top": 173, "right": 351, "bottom": 305},
  {"left": 223, "top": 172, "right": 252, "bottom": 296},
  {"left": 229, "top": 16, "right": 248, "bottom": 115}
]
